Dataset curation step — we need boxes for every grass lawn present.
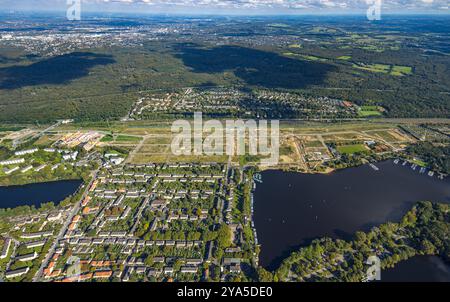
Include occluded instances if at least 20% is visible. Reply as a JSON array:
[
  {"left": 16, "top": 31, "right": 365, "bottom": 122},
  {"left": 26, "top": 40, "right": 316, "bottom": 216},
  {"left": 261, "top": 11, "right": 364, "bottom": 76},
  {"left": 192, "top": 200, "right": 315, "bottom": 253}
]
[
  {"left": 337, "top": 144, "right": 368, "bottom": 154},
  {"left": 353, "top": 63, "right": 390, "bottom": 73},
  {"left": 337, "top": 56, "right": 351, "bottom": 60},
  {"left": 358, "top": 105, "right": 383, "bottom": 117},
  {"left": 390, "top": 65, "right": 413, "bottom": 76},
  {"left": 358, "top": 110, "right": 383, "bottom": 117},
  {"left": 412, "top": 158, "right": 427, "bottom": 167},
  {"left": 283, "top": 52, "right": 327, "bottom": 62},
  {"left": 300, "top": 54, "right": 328, "bottom": 62},
  {"left": 100, "top": 135, "right": 114, "bottom": 142},
  {"left": 360, "top": 105, "right": 379, "bottom": 111},
  {"left": 353, "top": 63, "right": 413, "bottom": 76},
  {"left": 115, "top": 135, "right": 142, "bottom": 142}
]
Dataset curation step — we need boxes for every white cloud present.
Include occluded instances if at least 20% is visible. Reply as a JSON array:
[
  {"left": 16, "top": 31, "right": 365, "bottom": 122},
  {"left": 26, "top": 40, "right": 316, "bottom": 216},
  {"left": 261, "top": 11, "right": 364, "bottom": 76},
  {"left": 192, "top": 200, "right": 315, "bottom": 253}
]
[
  {"left": 5, "top": 0, "right": 450, "bottom": 12},
  {"left": 82, "top": 0, "right": 445, "bottom": 8}
]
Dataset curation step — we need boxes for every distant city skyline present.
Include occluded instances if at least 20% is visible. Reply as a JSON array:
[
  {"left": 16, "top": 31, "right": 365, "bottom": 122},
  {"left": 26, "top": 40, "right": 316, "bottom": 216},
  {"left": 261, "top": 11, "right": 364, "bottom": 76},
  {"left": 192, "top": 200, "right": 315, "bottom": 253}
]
[{"left": 1, "top": 0, "right": 449, "bottom": 15}]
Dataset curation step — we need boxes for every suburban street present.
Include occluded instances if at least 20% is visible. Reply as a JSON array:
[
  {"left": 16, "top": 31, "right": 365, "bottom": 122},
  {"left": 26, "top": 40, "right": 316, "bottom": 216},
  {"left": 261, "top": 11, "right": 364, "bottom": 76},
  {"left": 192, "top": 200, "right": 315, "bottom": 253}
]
[{"left": 32, "top": 169, "right": 99, "bottom": 282}]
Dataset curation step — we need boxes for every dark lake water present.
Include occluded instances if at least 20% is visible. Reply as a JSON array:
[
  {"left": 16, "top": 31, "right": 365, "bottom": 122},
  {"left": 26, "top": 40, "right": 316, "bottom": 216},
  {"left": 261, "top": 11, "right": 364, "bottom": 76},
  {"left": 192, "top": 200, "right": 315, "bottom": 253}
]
[
  {"left": 254, "top": 160, "right": 450, "bottom": 270},
  {"left": 0, "top": 180, "right": 83, "bottom": 209},
  {"left": 380, "top": 256, "right": 450, "bottom": 282}
]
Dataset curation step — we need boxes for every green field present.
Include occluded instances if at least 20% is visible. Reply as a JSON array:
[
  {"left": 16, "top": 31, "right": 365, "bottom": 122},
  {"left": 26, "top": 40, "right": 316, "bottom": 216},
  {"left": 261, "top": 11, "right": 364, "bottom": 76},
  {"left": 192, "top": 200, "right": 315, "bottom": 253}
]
[
  {"left": 358, "top": 107, "right": 382, "bottom": 117},
  {"left": 412, "top": 158, "right": 427, "bottom": 167},
  {"left": 353, "top": 63, "right": 391, "bottom": 73},
  {"left": 337, "top": 144, "right": 368, "bottom": 154},
  {"left": 353, "top": 63, "right": 413, "bottom": 76},
  {"left": 358, "top": 111, "right": 382, "bottom": 117},
  {"left": 115, "top": 135, "right": 142, "bottom": 142},
  {"left": 299, "top": 54, "right": 328, "bottom": 62},
  {"left": 283, "top": 52, "right": 328, "bottom": 62},
  {"left": 100, "top": 134, "right": 114, "bottom": 142},
  {"left": 101, "top": 134, "right": 141, "bottom": 142},
  {"left": 337, "top": 56, "right": 351, "bottom": 60},
  {"left": 391, "top": 65, "right": 413, "bottom": 76},
  {"left": 357, "top": 105, "right": 383, "bottom": 117}
]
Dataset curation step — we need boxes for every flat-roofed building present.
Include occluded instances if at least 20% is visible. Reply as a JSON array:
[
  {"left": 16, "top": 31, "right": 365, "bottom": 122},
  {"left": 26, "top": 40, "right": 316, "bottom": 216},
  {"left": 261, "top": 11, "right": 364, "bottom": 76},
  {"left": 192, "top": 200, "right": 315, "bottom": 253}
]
[
  {"left": 24, "top": 240, "right": 46, "bottom": 249},
  {"left": 15, "top": 148, "right": 38, "bottom": 156},
  {"left": 16, "top": 251, "right": 38, "bottom": 262},
  {"left": 0, "top": 158, "right": 25, "bottom": 166},
  {"left": 180, "top": 266, "right": 198, "bottom": 274},
  {"left": 1, "top": 238, "right": 12, "bottom": 259},
  {"left": 5, "top": 267, "right": 30, "bottom": 279}
]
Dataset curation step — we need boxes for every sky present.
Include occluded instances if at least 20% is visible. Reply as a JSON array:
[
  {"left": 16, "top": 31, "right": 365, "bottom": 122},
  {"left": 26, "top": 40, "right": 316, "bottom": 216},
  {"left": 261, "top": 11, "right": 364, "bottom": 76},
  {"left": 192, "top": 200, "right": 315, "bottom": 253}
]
[{"left": 1, "top": 0, "right": 449, "bottom": 15}]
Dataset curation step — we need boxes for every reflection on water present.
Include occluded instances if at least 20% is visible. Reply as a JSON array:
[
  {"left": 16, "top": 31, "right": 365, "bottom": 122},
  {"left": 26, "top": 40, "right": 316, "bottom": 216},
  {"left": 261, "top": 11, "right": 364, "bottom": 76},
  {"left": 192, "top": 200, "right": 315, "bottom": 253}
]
[{"left": 380, "top": 256, "right": 450, "bottom": 282}]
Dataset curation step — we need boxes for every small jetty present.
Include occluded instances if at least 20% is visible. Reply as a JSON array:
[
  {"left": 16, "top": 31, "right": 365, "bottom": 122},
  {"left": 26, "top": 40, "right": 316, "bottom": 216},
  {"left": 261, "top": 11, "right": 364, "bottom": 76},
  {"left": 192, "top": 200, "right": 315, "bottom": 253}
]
[
  {"left": 250, "top": 193, "right": 258, "bottom": 245},
  {"left": 253, "top": 173, "right": 263, "bottom": 184},
  {"left": 369, "top": 163, "right": 379, "bottom": 171},
  {"left": 394, "top": 159, "right": 443, "bottom": 179}
]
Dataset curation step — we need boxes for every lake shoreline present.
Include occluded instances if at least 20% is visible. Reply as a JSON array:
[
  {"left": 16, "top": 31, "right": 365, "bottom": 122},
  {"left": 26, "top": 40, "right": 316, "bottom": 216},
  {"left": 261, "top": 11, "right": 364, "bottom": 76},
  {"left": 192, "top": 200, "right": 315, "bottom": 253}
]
[
  {"left": 253, "top": 159, "right": 450, "bottom": 271},
  {"left": 0, "top": 179, "right": 83, "bottom": 209},
  {"left": 0, "top": 177, "right": 84, "bottom": 188}
]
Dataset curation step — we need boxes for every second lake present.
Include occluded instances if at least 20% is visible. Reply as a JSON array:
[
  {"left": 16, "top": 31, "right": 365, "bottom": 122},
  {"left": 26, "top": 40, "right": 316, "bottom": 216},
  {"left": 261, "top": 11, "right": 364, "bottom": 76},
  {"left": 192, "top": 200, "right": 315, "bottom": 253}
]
[
  {"left": 0, "top": 180, "right": 83, "bottom": 209},
  {"left": 253, "top": 160, "right": 450, "bottom": 270}
]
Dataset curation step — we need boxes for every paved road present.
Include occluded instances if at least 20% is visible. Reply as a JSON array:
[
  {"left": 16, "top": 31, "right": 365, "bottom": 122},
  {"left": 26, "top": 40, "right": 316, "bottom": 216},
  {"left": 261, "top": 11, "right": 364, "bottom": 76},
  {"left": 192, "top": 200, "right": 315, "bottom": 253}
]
[
  {"left": 129, "top": 195, "right": 154, "bottom": 235},
  {"left": 13, "top": 121, "right": 61, "bottom": 147},
  {"left": 33, "top": 169, "right": 99, "bottom": 282},
  {"left": 125, "top": 134, "right": 151, "bottom": 164}
]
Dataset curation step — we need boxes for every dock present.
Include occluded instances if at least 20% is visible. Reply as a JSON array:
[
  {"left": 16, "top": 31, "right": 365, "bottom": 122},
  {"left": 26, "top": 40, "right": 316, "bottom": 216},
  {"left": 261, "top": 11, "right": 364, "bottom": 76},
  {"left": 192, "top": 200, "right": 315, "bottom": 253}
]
[{"left": 369, "top": 163, "right": 379, "bottom": 171}]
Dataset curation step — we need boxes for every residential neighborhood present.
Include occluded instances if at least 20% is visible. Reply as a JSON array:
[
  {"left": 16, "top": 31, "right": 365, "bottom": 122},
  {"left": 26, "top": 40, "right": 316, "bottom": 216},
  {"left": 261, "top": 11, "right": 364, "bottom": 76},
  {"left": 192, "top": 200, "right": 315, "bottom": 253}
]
[{"left": 0, "top": 161, "right": 256, "bottom": 282}]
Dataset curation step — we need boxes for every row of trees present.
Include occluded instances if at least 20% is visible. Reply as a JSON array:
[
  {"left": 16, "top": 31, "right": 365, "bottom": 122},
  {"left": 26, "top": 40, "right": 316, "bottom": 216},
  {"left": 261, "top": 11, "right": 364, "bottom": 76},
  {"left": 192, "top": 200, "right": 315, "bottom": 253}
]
[{"left": 406, "top": 142, "right": 450, "bottom": 174}]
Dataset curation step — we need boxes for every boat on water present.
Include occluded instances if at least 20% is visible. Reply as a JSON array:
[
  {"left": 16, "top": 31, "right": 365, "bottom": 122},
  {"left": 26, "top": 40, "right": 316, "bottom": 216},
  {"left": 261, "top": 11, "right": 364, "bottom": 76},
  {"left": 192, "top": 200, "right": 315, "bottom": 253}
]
[
  {"left": 369, "top": 163, "right": 379, "bottom": 171},
  {"left": 253, "top": 173, "right": 263, "bottom": 184}
]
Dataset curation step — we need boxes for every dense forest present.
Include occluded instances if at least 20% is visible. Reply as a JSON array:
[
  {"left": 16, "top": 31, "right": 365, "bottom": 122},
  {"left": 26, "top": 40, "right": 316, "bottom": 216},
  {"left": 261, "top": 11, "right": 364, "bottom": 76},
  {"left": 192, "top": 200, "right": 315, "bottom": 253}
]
[
  {"left": 406, "top": 142, "right": 450, "bottom": 174},
  {"left": 0, "top": 16, "right": 449, "bottom": 122}
]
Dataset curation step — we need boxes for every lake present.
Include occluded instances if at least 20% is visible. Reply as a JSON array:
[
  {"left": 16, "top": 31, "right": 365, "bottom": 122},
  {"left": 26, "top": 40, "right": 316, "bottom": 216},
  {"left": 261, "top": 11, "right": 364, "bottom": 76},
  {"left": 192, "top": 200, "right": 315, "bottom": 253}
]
[
  {"left": 0, "top": 180, "right": 83, "bottom": 209},
  {"left": 380, "top": 256, "right": 450, "bottom": 282},
  {"left": 253, "top": 160, "right": 450, "bottom": 270}
]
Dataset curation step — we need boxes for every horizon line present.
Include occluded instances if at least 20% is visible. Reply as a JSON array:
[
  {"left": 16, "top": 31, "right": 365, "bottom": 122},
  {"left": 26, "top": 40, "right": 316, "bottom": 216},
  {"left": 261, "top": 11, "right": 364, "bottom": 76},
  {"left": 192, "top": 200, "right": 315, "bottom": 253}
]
[{"left": 2, "top": 9, "right": 450, "bottom": 17}]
